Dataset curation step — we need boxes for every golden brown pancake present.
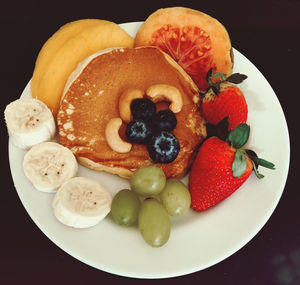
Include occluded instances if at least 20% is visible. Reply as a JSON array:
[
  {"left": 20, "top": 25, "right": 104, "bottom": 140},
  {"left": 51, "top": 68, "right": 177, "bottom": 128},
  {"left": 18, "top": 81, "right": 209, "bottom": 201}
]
[{"left": 57, "top": 46, "right": 206, "bottom": 178}]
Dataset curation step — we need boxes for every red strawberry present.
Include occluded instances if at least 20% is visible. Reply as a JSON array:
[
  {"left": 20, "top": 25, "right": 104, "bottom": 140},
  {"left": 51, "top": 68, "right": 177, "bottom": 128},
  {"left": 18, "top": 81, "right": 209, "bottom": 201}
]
[
  {"left": 189, "top": 124, "right": 275, "bottom": 211},
  {"left": 201, "top": 70, "right": 248, "bottom": 131}
]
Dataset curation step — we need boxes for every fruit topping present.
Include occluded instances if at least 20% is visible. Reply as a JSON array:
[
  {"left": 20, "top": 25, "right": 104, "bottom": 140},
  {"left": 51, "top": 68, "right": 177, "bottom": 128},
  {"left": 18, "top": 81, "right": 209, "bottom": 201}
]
[
  {"left": 111, "top": 189, "right": 141, "bottom": 226},
  {"left": 31, "top": 19, "right": 134, "bottom": 117},
  {"left": 23, "top": 142, "right": 78, "bottom": 193},
  {"left": 130, "top": 98, "right": 156, "bottom": 120},
  {"left": 160, "top": 179, "right": 191, "bottom": 216},
  {"left": 119, "top": 89, "right": 144, "bottom": 123},
  {"left": 4, "top": 98, "right": 56, "bottom": 150},
  {"left": 138, "top": 198, "right": 170, "bottom": 247},
  {"left": 147, "top": 131, "right": 180, "bottom": 164},
  {"left": 189, "top": 124, "right": 275, "bottom": 211},
  {"left": 112, "top": 165, "right": 190, "bottom": 247},
  {"left": 130, "top": 165, "right": 166, "bottom": 196},
  {"left": 126, "top": 119, "right": 153, "bottom": 144},
  {"left": 201, "top": 69, "right": 248, "bottom": 131},
  {"left": 122, "top": 85, "right": 181, "bottom": 164},
  {"left": 134, "top": 7, "right": 233, "bottom": 91},
  {"left": 152, "top": 109, "right": 177, "bottom": 132},
  {"left": 52, "top": 177, "right": 112, "bottom": 228}
]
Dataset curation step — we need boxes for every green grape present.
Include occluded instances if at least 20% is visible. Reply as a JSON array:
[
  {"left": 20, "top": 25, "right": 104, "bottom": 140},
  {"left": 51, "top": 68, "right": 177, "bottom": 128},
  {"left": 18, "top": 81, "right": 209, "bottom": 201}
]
[
  {"left": 111, "top": 189, "right": 140, "bottom": 226},
  {"left": 160, "top": 179, "right": 191, "bottom": 216},
  {"left": 138, "top": 198, "right": 170, "bottom": 247},
  {"left": 130, "top": 165, "right": 166, "bottom": 196}
]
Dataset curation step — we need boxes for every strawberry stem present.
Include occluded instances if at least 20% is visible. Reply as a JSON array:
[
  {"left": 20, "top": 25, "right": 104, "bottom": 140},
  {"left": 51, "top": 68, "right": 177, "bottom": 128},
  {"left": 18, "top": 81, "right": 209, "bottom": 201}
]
[
  {"left": 247, "top": 154, "right": 275, "bottom": 170},
  {"left": 228, "top": 124, "right": 275, "bottom": 179},
  {"left": 226, "top": 73, "right": 248, "bottom": 84},
  {"left": 205, "top": 68, "right": 247, "bottom": 95},
  {"left": 251, "top": 161, "right": 265, "bottom": 179}
]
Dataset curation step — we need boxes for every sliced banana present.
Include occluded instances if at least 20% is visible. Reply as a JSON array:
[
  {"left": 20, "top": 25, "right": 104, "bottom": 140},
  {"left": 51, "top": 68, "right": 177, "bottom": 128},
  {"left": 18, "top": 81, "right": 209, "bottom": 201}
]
[
  {"left": 4, "top": 98, "right": 55, "bottom": 149},
  {"left": 23, "top": 141, "right": 78, "bottom": 193},
  {"left": 52, "top": 177, "right": 112, "bottom": 228}
]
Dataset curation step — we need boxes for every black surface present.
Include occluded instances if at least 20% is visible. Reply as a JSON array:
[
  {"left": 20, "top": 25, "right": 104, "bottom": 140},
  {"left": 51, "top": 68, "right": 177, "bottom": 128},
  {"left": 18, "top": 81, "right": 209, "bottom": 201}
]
[{"left": 1, "top": 0, "right": 299, "bottom": 284}]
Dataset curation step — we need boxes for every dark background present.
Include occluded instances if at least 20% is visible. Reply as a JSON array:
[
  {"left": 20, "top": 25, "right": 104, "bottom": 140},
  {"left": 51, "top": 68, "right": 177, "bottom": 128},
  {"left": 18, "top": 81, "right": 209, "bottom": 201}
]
[{"left": 1, "top": 0, "right": 299, "bottom": 284}]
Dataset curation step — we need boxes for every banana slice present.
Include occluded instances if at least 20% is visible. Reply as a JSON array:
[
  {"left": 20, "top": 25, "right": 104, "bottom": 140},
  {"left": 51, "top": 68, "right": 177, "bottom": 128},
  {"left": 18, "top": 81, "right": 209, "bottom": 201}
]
[
  {"left": 23, "top": 142, "right": 78, "bottom": 193},
  {"left": 4, "top": 98, "right": 55, "bottom": 149},
  {"left": 52, "top": 177, "right": 112, "bottom": 228}
]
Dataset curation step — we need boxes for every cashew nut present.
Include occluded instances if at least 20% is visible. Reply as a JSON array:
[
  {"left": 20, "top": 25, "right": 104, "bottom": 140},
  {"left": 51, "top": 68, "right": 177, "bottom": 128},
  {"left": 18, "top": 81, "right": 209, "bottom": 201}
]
[
  {"left": 119, "top": 89, "right": 144, "bottom": 123},
  {"left": 105, "top": 118, "right": 132, "bottom": 153},
  {"left": 146, "top": 84, "right": 183, "bottom": 113}
]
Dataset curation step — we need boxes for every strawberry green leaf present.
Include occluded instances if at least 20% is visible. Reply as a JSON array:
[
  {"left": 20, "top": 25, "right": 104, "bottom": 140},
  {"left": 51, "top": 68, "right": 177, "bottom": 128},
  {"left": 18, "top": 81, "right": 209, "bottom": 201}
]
[
  {"left": 228, "top": 123, "right": 250, "bottom": 149},
  {"left": 246, "top": 151, "right": 275, "bottom": 178},
  {"left": 206, "top": 68, "right": 227, "bottom": 89},
  {"left": 211, "top": 71, "right": 227, "bottom": 82},
  {"left": 248, "top": 155, "right": 275, "bottom": 170},
  {"left": 232, "top": 149, "right": 247, "bottom": 178},
  {"left": 252, "top": 160, "right": 265, "bottom": 179},
  {"left": 226, "top": 73, "right": 248, "bottom": 84}
]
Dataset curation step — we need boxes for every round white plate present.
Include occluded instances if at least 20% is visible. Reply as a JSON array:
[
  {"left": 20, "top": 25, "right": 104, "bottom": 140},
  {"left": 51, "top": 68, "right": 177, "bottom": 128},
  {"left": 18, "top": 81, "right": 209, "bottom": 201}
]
[{"left": 9, "top": 22, "right": 290, "bottom": 279}]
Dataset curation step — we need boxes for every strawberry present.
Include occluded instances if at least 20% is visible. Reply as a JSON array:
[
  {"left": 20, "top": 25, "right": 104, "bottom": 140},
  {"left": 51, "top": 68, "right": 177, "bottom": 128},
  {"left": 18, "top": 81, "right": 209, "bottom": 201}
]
[
  {"left": 201, "top": 69, "right": 248, "bottom": 131},
  {"left": 189, "top": 124, "right": 275, "bottom": 211}
]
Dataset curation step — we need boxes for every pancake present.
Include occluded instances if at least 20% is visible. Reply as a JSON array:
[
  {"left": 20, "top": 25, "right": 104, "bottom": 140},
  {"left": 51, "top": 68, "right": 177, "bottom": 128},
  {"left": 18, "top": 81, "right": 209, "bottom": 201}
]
[{"left": 57, "top": 46, "right": 206, "bottom": 178}]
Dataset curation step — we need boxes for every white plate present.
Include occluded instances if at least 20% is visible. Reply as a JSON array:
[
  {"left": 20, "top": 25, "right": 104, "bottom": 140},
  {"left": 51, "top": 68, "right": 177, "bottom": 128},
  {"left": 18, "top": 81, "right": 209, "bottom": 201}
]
[{"left": 9, "top": 22, "right": 290, "bottom": 279}]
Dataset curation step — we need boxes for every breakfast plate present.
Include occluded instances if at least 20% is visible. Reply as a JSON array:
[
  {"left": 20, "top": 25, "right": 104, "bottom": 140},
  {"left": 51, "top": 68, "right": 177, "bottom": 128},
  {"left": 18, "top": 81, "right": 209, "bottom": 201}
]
[{"left": 8, "top": 22, "right": 290, "bottom": 278}]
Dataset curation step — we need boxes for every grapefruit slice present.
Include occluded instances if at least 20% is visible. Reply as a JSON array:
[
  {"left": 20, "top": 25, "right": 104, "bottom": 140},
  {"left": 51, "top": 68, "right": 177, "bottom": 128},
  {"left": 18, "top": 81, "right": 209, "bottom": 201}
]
[{"left": 134, "top": 7, "right": 233, "bottom": 91}]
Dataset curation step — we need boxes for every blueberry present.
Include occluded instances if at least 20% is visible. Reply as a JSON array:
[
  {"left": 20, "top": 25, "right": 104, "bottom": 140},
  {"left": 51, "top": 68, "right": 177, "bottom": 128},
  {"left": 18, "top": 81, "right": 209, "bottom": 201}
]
[
  {"left": 147, "top": 131, "right": 180, "bottom": 164},
  {"left": 126, "top": 119, "right": 153, "bottom": 144},
  {"left": 152, "top": 109, "right": 177, "bottom": 131},
  {"left": 131, "top": 98, "right": 156, "bottom": 120}
]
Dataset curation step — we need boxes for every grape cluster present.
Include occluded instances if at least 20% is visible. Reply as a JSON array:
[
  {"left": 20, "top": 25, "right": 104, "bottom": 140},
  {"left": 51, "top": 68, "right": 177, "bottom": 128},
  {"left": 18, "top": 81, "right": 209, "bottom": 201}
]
[{"left": 110, "top": 165, "right": 191, "bottom": 247}]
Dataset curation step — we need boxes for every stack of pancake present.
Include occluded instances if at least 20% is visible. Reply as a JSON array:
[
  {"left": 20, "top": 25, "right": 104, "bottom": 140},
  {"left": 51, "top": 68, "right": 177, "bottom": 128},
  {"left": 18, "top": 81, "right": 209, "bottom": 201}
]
[{"left": 57, "top": 46, "right": 206, "bottom": 178}]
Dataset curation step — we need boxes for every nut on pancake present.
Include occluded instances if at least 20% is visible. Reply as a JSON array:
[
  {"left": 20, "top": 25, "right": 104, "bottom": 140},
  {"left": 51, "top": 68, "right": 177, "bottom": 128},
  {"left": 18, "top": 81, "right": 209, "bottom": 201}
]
[{"left": 57, "top": 46, "right": 206, "bottom": 178}]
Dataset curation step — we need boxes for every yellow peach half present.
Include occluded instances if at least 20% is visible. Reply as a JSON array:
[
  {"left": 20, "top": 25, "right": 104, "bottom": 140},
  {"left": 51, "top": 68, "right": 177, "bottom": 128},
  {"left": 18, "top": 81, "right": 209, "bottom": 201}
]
[{"left": 31, "top": 19, "right": 134, "bottom": 117}]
